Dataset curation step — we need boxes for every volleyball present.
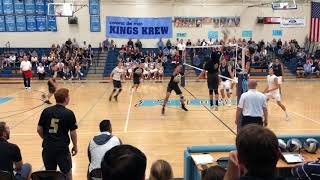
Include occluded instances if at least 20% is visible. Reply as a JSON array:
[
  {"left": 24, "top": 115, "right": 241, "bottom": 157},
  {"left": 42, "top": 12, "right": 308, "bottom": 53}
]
[
  {"left": 303, "top": 138, "right": 319, "bottom": 153},
  {"left": 287, "top": 138, "right": 302, "bottom": 152},
  {"left": 278, "top": 139, "right": 287, "bottom": 152}
]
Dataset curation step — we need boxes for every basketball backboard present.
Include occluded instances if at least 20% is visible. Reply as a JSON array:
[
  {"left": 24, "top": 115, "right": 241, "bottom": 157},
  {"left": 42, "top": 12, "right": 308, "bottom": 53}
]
[
  {"left": 272, "top": 0, "right": 297, "bottom": 10},
  {"left": 47, "top": 3, "right": 74, "bottom": 17}
]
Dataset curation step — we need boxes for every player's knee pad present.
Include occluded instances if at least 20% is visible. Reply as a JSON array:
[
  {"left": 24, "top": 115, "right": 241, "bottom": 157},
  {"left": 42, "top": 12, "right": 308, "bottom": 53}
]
[
  {"left": 214, "top": 89, "right": 219, "bottom": 95},
  {"left": 180, "top": 95, "right": 184, "bottom": 100},
  {"left": 118, "top": 88, "right": 122, "bottom": 92},
  {"left": 112, "top": 89, "right": 117, "bottom": 92},
  {"left": 226, "top": 89, "right": 230, "bottom": 93},
  {"left": 209, "top": 90, "right": 213, "bottom": 95}
]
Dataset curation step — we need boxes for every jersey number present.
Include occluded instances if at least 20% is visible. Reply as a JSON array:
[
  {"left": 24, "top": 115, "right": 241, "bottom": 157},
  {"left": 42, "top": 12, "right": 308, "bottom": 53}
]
[{"left": 49, "top": 118, "right": 59, "bottom": 134}]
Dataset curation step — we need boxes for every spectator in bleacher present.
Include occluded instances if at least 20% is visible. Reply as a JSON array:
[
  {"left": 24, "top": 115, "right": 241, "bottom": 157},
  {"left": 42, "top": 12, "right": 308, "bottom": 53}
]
[
  {"left": 82, "top": 41, "right": 88, "bottom": 49},
  {"left": 157, "top": 38, "right": 165, "bottom": 50},
  {"left": 65, "top": 38, "right": 73, "bottom": 51},
  {"left": 37, "top": 88, "right": 78, "bottom": 180},
  {"left": 37, "top": 63, "right": 45, "bottom": 80},
  {"left": 201, "top": 39, "right": 207, "bottom": 46},
  {"left": 87, "top": 120, "right": 122, "bottom": 179},
  {"left": 41, "top": 54, "right": 48, "bottom": 67},
  {"left": 166, "top": 39, "right": 172, "bottom": 49},
  {"left": 186, "top": 39, "right": 192, "bottom": 46},
  {"left": 20, "top": 55, "right": 32, "bottom": 90},
  {"left": 296, "top": 60, "right": 304, "bottom": 78},
  {"left": 110, "top": 39, "right": 116, "bottom": 49},
  {"left": 314, "top": 60, "right": 320, "bottom": 78},
  {"left": 177, "top": 39, "right": 186, "bottom": 59},
  {"left": 202, "top": 166, "right": 226, "bottom": 180},
  {"left": 103, "top": 38, "right": 110, "bottom": 51},
  {"left": 31, "top": 53, "right": 38, "bottom": 66},
  {"left": 135, "top": 39, "right": 143, "bottom": 49},
  {"left": 224, "top": 124, "right": 281, "bottom": 180},
  {"left": 18, "top": 49, "right": 24, "bottom": 58},
  {"left": 101, "top": 144, "right": 147, "bottom": 180},
  {"left": 149, "top": 160, "right": 173, "bottom": 180},
  {"left": 75, "top": 62, "right": 83, "bottom": 80},
  {"left": 303, "top": 59, "right": 313, "bottom": 78},
  {"left": 127, "top": 38, "right": 134, "bottom": 48},
  {"left": 9, "top": 53, "right": 16, "bottom": 67},
  {"left": 72, "top": 38, "right": 79, "bottom": 49},
  {"left": 0, "top": 121, "right": 32, "bottom": 180}
]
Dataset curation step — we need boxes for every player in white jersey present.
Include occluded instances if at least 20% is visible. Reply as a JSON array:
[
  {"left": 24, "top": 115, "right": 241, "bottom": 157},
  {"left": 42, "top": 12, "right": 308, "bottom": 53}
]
[
  {"left": 109, "top": 62, "right": 124, "bottom": 101},
  {"left": 264, "top": 67, "right": 289, "bottom": 120}
]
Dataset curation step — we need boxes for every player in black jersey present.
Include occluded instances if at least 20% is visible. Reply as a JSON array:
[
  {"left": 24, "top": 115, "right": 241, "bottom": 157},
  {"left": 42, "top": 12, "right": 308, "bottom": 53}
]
[
  {"left": 131, "top": 63, "right": 144, "bottom": 92},
  {"left": 42, "top": 77, "right": 58, "bottom": 104},
  {"left": 272, "top": 58, "right": 284, "bottom": 94},
  {"left": 219, "top": 59, "right": 234, "bottom": 106},
  {"left": 197, "top": 56, "right": 220, "bottom": 111},
  {"left": 162, "top": 64, "right": 188, "bottom": 114}
]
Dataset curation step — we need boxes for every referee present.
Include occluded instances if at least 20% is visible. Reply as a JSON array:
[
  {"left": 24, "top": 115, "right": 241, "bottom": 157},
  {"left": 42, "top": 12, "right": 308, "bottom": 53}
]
[
  {"left": 236, "top": 80, "right": 268, "bottom": 129},
  {"left": 37, "top": 88, "right": 78, "bottom": 180}
]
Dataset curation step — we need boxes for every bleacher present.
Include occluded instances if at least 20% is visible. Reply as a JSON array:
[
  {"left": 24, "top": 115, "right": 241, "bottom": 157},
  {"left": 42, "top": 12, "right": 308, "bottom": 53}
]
[
  {"left": 0, "top": 48, "right": 90, "bottom": 78},
  {"left": 103, "top": 48, "right": 173, "bottom": 77}
]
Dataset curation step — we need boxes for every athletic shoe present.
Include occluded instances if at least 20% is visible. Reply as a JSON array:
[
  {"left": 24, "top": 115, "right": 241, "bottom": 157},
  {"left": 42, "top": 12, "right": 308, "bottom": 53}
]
[
  {"left": 285, "top": 112, "right": 289, "bottom": 121},
  {"left": 227, "top": 99, "right": 232, "bottom": 107},
  {"left": 114, "top": 96, "right": 118, "bottom": 102},
  {"left": 28, "top": 87, "right": 31, "bottom": 90},
  {"left": 161, "top": 107, "right": 165, "bottom": 114},
  {"left": 44, "top": 100, "right": 52, "bottom": 104},
  {"left": 181, "top": 104, "right": 188, "bottom": 111},
  {"left": 25, "top": 87, "right": 28, "bottom": 90},
  {"left": 109, "top": 96, "right": 112, "bottom": 101},
  {"left": 41, "top": 94, "right": 47, "bottom": 101}
]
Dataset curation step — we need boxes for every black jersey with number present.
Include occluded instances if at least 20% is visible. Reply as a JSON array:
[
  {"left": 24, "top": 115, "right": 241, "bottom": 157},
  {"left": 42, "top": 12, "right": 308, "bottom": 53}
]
[
  {"left": 133, "top": 67, "right": 144, "bottom": 80},
  {"left": 38, "top": 104, "right": 78, "bottom": 150},
  {"left": 168, "top": 73, "right": 181, "bottom": 87},
  {"left": 272, "top": 64, "right": 282, "bottom": 76},
  {"left": 220, "top": 64, "right": 231, "bottom": 81},
  {"left": 204, "top": 60, "right": 219, "bottom": 74}
]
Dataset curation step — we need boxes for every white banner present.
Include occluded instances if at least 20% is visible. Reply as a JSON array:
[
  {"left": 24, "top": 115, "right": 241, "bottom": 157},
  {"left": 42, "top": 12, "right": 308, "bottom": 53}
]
[{"left": 280, "top": 18, "right": 306, "bottom": 28}]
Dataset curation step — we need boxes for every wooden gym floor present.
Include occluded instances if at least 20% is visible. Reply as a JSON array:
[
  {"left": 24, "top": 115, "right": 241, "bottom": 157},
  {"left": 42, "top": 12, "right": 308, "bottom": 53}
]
[{"left": 0, "top": 79, "right": 320, "bottom": 179}]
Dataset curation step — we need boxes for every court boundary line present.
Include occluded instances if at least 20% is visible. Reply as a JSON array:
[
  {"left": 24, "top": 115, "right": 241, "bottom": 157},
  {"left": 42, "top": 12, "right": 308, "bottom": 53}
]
[
  {"left": 124, "top": 92, "right": 134, "bottom": 133},
  {"left": 183, "top": 87, "right": 237, "bottom": 135},
  {"left": 11, "top": 128, "right": 320, "bottom": 136},
  {"left": 268, "top": 101, "right": 320, "bottom": 126}
]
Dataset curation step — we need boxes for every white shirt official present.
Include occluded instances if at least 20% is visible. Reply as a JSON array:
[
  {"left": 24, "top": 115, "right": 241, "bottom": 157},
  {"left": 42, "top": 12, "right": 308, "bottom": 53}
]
[
  {"left": 20, "top": 60, "right": 32, "bottom": 72},
  {"left": 238, "top": 89, "right": 267, "bottom": 117}
]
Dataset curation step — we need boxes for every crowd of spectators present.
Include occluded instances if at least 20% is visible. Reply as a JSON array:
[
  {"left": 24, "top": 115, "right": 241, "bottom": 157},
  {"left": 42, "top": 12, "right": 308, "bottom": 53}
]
[
  {"left": 102, "top": 37, "right": 320, "bottom": 79},
  {"left": 0, "top": 38, "right": 94, "bottom": 80}
]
